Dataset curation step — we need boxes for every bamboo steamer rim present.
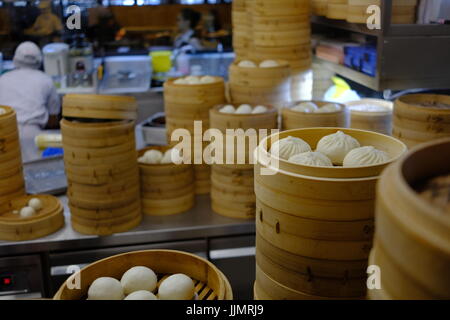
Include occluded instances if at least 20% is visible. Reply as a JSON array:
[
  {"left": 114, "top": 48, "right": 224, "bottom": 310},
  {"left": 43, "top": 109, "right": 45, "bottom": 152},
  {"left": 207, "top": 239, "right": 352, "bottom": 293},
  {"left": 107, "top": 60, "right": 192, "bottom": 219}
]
[
  {"left": 346, "top": 99, "right": 394, "bottom": 116},
  {"left": 164, "top": 76, "right": 225, "bottom": 88},
  {"left": 395, "top": 94, "right": 450, "bottom": 114},
  {"left": 231, "top": 59, "right": 290, "bottom": 70},
  {"left": 257, "top": 127, "right": 407, "bottom": 179},
  {"left": 53, "top": 249, "right": 231, "bottom": 300},
  {"left": 0, "top": 105, "right": 15, "bottom": 119},
  {"left": 283, "top": 100, "right": 347, "bottom": 116},
  {"left": 379, "top": 138, "right": 450, "bottom": 248}
]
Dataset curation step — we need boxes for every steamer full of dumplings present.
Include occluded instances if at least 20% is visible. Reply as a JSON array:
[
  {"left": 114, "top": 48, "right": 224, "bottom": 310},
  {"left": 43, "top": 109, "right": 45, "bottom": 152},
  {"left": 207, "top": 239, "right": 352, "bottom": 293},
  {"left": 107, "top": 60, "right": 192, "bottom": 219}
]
[{"left": 254, "top": 128, "right": 407, "bottom": 299}]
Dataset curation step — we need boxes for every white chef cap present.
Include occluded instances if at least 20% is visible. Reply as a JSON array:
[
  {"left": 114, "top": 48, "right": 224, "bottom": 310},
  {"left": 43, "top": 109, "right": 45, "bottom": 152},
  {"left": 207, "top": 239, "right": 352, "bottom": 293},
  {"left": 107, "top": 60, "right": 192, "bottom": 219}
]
[{"left": 13, "top": 41, "right": 43, "bottom": 69}]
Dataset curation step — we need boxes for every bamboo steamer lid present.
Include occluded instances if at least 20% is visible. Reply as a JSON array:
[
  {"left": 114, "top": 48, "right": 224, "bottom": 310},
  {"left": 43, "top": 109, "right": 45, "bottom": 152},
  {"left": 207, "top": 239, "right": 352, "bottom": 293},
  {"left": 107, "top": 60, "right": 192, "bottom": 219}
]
[
  {"left": 346, "top": 98, "right": 393, "bottom": 135},
  {"left": 282, "top": 100, "right": 349, "bottom": 130},
  {"left": 0, "top": 195, "right": 64, "bottom": 241},
  {"left": 63, "top": 94, "right": 137, "bottom": 120},
  {"left": 54, "top": 249, "right": 232, "bottom": 300},
  {"left": 373, "top": 139, "right": 450, "bottom": 299}
]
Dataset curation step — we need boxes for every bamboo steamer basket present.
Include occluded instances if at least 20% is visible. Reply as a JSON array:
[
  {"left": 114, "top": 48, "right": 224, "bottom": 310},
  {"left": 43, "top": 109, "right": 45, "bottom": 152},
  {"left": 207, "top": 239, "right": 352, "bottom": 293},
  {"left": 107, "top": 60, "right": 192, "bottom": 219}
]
[
  {"left": 366, "top": 246, "right": 392, "bottom": 300},
  {"left": 54, "top": 249, "right": 233, "bottom": 300},
  {"left": 163, "top": 77, "right": 225, "bottom": 107},
  {"left": 372, "top": 138, "right": 450, "bottom": 299},
  {"left": 282, "top": 101, "right": 348, "bottom": 130},
  {"left": 138, "top": 146, "right": 194, "bottom": 216},
  {"left": 256, "top": 248, "right": 366, "bottom": 297},
  {"left": 312, "top": 0, "right": 328, "bottom": 16},
  {"left": 71, "top": 213, "right": 141, "bottom": 236},
  {"left": 255, "top": 264, "right": 364, "bottom": 300},
  {"left": 69, "top": 201, "right": 140, "bottom": 220},
  {"left": 254, "top": 128, "right": 406, "bottom": 298},
  {"left": 251, "top": 44, "right": 311, "bottom": 62},
  {"left": 253, "top": 28, "right": 311, "bottom": 47},
  {"left": 0, "top": 195, "right": 64, "bottom": 241},
  {"left": 327, "top": 0, "right": 348, "bottom": 20},
  {"left": 346, "top": 99, "right": 393, "bottom": 135},
  {"left": 63, "top": 94, "right": 137, "bottom": 120},
  {"left": 252, "top": 15, "right": 309, "bottom": 32},
  {"left": 0, "top": 106, "right": 25, "bottom": 202},
  {"left": 229, "top": 60, "right": 291, "bottom": 105},
  {"left": 393, "top": 94, "right": 450, "bottom": 147},
  {"left": 251, "top": 0, "right": 310, "bottom": 17}
]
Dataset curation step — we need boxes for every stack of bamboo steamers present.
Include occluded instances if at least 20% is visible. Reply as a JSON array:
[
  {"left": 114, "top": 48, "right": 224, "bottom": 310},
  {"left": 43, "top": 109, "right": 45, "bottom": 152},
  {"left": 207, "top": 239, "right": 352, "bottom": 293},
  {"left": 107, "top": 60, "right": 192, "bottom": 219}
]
[
  {"left": 0, "top": 106, "right": 25, "bottom": 206},
  {"left": 61, "top": 94, "right": 141, "bottom": 236},
  {"left": 232, "top": 0, "right": 312, "bottom": 101},
  {"left": 164, "top": 77, "right": 226, "bottom": 194},
  {"left": 253, "top": 128, "right": 407, "bottom": 300}
]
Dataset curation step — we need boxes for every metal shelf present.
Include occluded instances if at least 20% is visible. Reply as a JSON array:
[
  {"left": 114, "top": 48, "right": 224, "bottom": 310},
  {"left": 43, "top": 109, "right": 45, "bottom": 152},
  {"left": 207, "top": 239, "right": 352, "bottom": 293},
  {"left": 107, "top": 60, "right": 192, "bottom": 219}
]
[{"left": 311, "top": 0, "right": 450, "bottom": 91}]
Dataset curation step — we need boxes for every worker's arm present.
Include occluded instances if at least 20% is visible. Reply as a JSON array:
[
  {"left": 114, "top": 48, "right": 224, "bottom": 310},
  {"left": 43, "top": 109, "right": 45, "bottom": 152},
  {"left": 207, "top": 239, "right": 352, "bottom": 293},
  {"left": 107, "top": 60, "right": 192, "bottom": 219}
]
[{"left": 45, "top": 84, "right": 61, "bottom": 130}]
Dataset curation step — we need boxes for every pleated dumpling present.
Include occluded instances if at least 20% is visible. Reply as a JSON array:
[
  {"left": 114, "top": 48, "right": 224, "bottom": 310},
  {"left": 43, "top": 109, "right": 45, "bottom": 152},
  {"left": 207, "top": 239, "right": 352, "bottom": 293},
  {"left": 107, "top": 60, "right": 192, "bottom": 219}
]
[
  {"left": 270, "top": 136, "right": 312, "bottom": 160},
  {"left": 316, "top": 103, "right": 342, "bottom": 113},
  {"left": 316, "top": 131, "right": 360, "bottom": 165},
  {"left": 343, "top": 146, "right": 390, "bottom": 167},
  {"left": 288, "top": 151, "right": 333, "bottom": 167}
]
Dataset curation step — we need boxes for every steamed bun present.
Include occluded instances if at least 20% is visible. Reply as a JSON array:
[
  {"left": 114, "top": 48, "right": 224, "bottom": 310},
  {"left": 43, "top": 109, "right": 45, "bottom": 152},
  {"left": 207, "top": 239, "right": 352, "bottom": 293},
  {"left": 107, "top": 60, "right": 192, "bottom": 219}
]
[
  {"left": 124, "top": 290, "right": 158, "bottom": 300},
  {"left": 121, "top": 266, "right": 158, "bottom": 295},
  {"left": 174, "top": 78, "right": 188, "bottom": 85},
  {"left": 259, "top": 60, "right": 279, "bottom": 68},
  {"left": 288, "top": 152, "right": 333, "bottom": 167},
  {"left": 200, "top": 76, "right": 217, "bottom": 84},
  {"left": 160, "top": 148, "right": 183, "bottom": 165},
  {"left": 343, "top": 146, "right": 390, "bottom": 167},
  {"left": 139, "top": 150, "right": 163, "bottom": 164},
  {"left": 0, "top": 108, "right": 6, "bottom": 115},
  {"left": 158, "top": 274, "right": 195, "bottom": 300},
  {"left": 20, "top": 206, "right": 36, "bottom": 218},
  {"left": 292, "top": 102, "right": 319, "bottom": 113},
  {"left": 185, "top": 76, "right": 201, "bottom": 85},
  {"left": 219, "top": 105, "right": 236, "bottom": 114},
  {"left": 88, "top": 277, "right": 124, "bottom": 300},
  {"left": 270, "top": 136, "right": 312, "bottom": 160},
  {"left": 235, "top": 104, "right": 253, "bottom": 114},
  {"left": 252, "top": 105, "right": 268, "bottom": 114},
  {"left": 28, "top": 198, "right": 43, "bottom": 211},
  {"left": 316, "top": 131, "right": 361, "bottom": 165},
  {"left": 316, "top": 103, "right": 342, "bottom": 113},
  {"left": 238, "top": 60, "right": 257, "bottom": 68}
]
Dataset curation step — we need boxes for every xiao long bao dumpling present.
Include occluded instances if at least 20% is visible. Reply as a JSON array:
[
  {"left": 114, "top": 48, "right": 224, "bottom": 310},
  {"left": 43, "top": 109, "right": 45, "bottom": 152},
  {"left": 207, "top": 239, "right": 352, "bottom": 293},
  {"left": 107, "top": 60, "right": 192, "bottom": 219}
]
[
  {"left": 235, "top": 104, "right": 253, "bottom": 114},
  {"left": 288, "top": 152, "right": 333, "bottom": 167},
  {"left": 343, "top": 146, "right": 390, "bottom": 167},
  {"left": 252, "top": 105, "right": 268, "bottom": 114},
  {"left": 316, "top": 131, "right": 361, "bottom": 165},
  {"left": 316, "top": 103, "right": 342, "bottom": 113},
  {"left": 88, "top": 277, "right": 124, "bottom": 300},
  {"left": 270, "top": 136, "right": 312, "bottom": 160},
  {"left": 124, "top": 290, "right": 158, "bottom": 300},
  {"left": 219, "top": 105, "right": 236, "bottom": 114},
  {"left": 238, "top": 60, "right": 257, "bottom": 68}
]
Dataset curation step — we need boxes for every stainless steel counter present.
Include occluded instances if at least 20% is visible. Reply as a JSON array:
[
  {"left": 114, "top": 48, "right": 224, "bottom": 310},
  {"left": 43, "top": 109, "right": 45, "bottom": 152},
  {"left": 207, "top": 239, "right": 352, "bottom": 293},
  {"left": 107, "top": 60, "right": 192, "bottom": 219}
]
[{"left": 0, "top": 195, "right": 255, "bottom": 257}]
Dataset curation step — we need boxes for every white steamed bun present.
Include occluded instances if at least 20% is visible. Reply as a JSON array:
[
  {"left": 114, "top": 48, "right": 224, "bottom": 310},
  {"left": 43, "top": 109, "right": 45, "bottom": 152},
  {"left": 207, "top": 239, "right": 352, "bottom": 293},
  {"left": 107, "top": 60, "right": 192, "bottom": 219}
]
[
  {"left": 160, "top": 148, "right": 183, "bottom": 164},
  {"left": 316, "top": 103, "right": 342, "bottom": 113},
  {"left": 158, "top": 274, "right": 195, "bottom": 300},
  {"left": 238, "top": 60, "right": 257, "bottom": 68},
  {"left": 0, "top": 108, "right": 6, "bottom": 115},
  {"left": 235, "top": 104, "right": 253, "bottom": 114},
  {"left": 121, "top": 266, "right": 158, "bottom": 295},
  {"left": 270, "top": 136, "right": 312, "bottom": 160},
  {"left": 259, "top": 60, "right": 279, "bottom": 68},
  {"left": 185, "top": 76, "right": 201, "bottom": 85},
  {"left": 219, "top": 105, "right": 236, "bottom": 114},
  {"left": 291, "top": 102, "right": 319, "bottom": 113},
  {"left": 200, "top": 76, "right": 217, "bottom": 84},
  {"left": 139, "top": 150, "right": 163, "bottom": 164},
  {"left": 28, "top": 198, "right": 43, "bottom": 211},
  {"left": 124, "top": 290, "right": 158, "bottom": 300},
  {"left": 252, "top": 105, "right": 268, "bottom": 114},
  {"left": 343, "top": 146, "right": 390, "bottom": 167},
  {"left": 174, "top": 78, "right": 188, "bottom": 85},
  {"left": 20, "top": 206, "right": 36, "bottom": 218},
  {"left": 316, "top": 131, "right": 361, "bottom": 165},
  {"left": 288, "top": 151, "right": 333, "bottom": 167},
  {"left": 88, "top": 277, "right": 124, "bottom": 300}
]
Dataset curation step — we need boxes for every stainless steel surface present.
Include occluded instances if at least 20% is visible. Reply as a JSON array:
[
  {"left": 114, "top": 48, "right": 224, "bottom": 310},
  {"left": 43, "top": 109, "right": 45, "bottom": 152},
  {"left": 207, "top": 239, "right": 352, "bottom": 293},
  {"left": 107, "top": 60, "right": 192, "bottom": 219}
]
[
  {"left": 24, "top": 156, "right": 67, "bottom": 195},
  {"left": 0, "top": 195, "right": 255, "bottom": 257}
]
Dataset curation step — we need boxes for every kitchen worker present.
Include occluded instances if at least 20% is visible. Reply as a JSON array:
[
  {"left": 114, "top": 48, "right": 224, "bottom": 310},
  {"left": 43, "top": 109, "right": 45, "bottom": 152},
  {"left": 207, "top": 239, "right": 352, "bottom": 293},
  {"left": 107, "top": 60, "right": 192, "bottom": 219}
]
[
  {"left": 0, "top": 41, "right": 61, "bottom": 162},
  {"left": 174, "top": 8, "right": 204, "bottom": 52}
]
